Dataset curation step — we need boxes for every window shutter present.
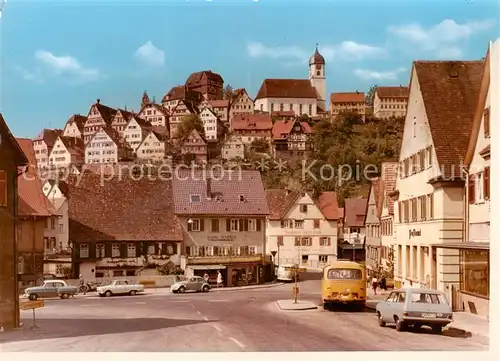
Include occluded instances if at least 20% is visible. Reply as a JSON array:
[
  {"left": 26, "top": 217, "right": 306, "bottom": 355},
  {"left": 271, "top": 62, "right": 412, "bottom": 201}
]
[
  {"left": 398, "top": 202, "right": 402, "bottom": 223},
  {"left": 187, "top": 221, "right": 192, "bottom": 232},
  {"left": 313, "top": 219, "right": 320, "bottom": 228},
  {"left": 244, "top": 219, "right": 249, "bottom": 231},
  {"left": 468, "top": 175, "right": 475, "bottom": 204},
  {"left": 211, "top": 219, "right": 219, "bottom": 232},
  {"left": 200, "top": 219, "right": 204, "bottom": 232},
  {"left": 226, "top": 219, "right": 231, "bottom": 231},
  {"left": 484, "top": 167, "right": 490, "bottom": 200},
  {"left": 256, "top": 219, "right": 261, "bottom": 231},
  {"left": 484, "top": 108, "right": 490, "bottom": 137},
  {"left": 185, "top": 245, "right": 191, "bottom": 255},
  {"left": 239, "top": 219, "right": 244, "bottom": 232}
]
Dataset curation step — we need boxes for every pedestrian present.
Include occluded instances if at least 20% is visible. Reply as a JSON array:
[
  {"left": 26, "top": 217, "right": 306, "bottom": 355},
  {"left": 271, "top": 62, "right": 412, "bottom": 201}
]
[
  {"left": 203, "top": 272, "right": 210, "bottom": 283},
  {"left": 79, "top": 274, "right": 87, "bottom": 295},
  {"left": 371, "top": 275, "right": 378, "bottom": 295},
  {"left": 380, "top": 277, "right": 387, "bottom": 291},
  {"left": 217, "top": 270, "right": 223, "bottom": 288}
]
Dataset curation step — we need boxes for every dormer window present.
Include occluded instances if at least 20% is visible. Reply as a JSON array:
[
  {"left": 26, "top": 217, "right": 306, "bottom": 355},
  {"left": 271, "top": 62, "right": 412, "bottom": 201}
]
[
  {"left": 239, "top": 195, "right": 246, "bottom": 202},
  {"left": 190, "top": 195, "right": 201, "bottom": 203}
]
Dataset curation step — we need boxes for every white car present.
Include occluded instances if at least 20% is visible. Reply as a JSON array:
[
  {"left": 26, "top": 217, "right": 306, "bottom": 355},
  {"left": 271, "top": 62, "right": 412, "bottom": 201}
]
[{"left": 97, "top": 279, "right": 144, "bottom": 297}]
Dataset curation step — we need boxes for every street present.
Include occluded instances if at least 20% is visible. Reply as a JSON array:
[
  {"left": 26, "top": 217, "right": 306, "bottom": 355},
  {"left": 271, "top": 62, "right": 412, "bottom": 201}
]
[{"left": 0, "top": 281, "right": 489, "bottom": 351}]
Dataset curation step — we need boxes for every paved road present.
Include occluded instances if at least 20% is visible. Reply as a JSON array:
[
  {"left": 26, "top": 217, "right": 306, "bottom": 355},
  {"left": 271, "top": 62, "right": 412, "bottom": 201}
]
[{"left": 0, "top": 281, "right": 488, "bottom": 351}]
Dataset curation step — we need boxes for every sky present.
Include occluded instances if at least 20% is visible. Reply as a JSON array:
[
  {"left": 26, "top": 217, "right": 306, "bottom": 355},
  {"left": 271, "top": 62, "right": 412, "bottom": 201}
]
[{"left": 0, "top": 0, "right": 499, "bottom": 137}]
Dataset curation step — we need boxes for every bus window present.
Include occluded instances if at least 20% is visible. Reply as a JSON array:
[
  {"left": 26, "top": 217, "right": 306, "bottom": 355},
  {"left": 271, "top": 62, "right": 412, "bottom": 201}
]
[{"left": 327, "top": 268, "right": 362, "bottom": 280}]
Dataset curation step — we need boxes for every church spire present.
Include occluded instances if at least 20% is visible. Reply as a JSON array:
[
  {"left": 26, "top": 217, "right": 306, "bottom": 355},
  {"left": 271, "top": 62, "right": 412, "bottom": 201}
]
[{"left": 141, "top": 90, "right": 151, "bottom": 108}]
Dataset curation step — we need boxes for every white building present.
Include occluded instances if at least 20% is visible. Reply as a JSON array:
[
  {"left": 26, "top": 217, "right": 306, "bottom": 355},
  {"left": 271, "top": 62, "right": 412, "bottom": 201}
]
[
  {"left": 111, "top": 109, "right": 135, "bottom": 134},
  {"left": 266, "top": 190, "right": 340, "bottom": 270},
  {"left": 379, "top": 162, "right": 398, "bottom": 276},
  {"left": 62, "top": 114, "right": 87, "bottom": 139},
  {"left": 364, "top": 178, "right": 381, "bottom": 274},
  {"left": 199, "top": 107, "right": 221, "bottom": 141},
  {"left": 137, "top": 103, "right": 169, "bottom": 128},
  {"left": 85, "top": 127, "right": 132, "bottom": 164},
  {"left": 222, "top": 135, "right": 245, "bottom": 160},
  {"left": 254, "top": 47, "right": 326, "bottom": 115},
  {"left": 392, "top": 60, "right": 483, "bottom": 303},
  {"left": 136, "top": 130, "right": 166, "bottom": 162},
  {"left": 48, "top": 136, "right": 85, "bottom": 169},
  {"left": 123, "top": 116, "right": 152, "bottom": 152},
  {"left": 373, "top": 86, "right": 409, "bottom": 119},
  {"left": 83, "top": 100, "right": 117, "bottom": 144},
  {"left": 33, "top": 129, "right": 62, "bottom": 169},
  {"left": 229, "top": 88, "right": 254, "bottom": 121},
  {"left": 199, "top": 99, "right": 230, "bottom": 126}
]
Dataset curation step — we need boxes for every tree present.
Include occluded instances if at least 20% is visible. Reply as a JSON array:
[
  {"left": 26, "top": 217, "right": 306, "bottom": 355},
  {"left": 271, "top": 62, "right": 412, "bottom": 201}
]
[
  {"left": 365, "top": 85, "right": 377, "bottom": 106},
  {"left": 176, "top": 114, "right": 205, "bottom": 140},
  {"left": 223, "top": 84, "right": 237, "bottom": 101}
]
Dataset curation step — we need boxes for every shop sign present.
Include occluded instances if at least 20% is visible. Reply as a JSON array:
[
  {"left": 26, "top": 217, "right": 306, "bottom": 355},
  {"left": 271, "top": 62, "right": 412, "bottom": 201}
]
[
  {"left": 409, "top": 229, "right": 421, "bottom": 239},
  {"left": 207, "top": 235, "right": 236, "bottom": 242}
]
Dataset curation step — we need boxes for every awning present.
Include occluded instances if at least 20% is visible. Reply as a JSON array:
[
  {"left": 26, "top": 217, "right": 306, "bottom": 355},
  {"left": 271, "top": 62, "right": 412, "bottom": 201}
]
[
  {"left": 430, "top": 242, "right": 489, "bottom": 250},
  {"left": 188, "top": 265, "right": 227, "bottom": 270}
]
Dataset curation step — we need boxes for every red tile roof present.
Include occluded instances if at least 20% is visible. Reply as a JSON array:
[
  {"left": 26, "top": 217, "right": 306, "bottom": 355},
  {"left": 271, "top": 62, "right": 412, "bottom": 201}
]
[
  {"left": 272, "top": 119, "right": 312, "bottom": 139},
  {"left": 173, "top": 169, "right": 269, "bottom": 216},
  {"left": 330, "top": 92, "right": 365, "bottom": 103},
  {"left": 414, "top": 60, "right": 484, "bottom": 179},
  {"left": 265, "top": 190, "right": 340, "bottom": 220},
  {"left": 67, "top": 173, "right": 183, "bottom": 242},
  {"left": 343, "top": 197, "right": 368, "bottom": 227},
  {"left": 65, "top": 115, "right": 87, "bottom": 133},
  {"left": 375, "top": 86, "right": 409, "bottom": 98},
  {"left": 255, "top": 79, "right": 318, "bottom": 100},
  {"left": 271, "top": 111, "right": 295, "bottom": 117},
  {"left": 34, "top": 128, "right": 63, "bottom": 147},
  {"left": 93, "top": 101, "right": 117, "bottom": 125},
  {"left": 208, "top": 100, "right": 230, "bottom": 108},
  {"left": 16, "top": 138, "right": 55, "bottom": 217},
  {"left": 161, "top": 85, "right": 202, "bottom": 103},
  {"left": 0, "top": 114, "right": 28, "bottom": 165},
  {"left": 316, "top": 192, "right": 341, "bottom": 220},
  {"left": 380, "top": 162, "right": 398, "bottom": 215},
  {"left": 232, "top": 114, "right": 273, "bottom": 131},
  {"left": 59, "top": 136, "right": 84, "bottom": 155},
  {"left": 185, "top": 70, "right": 224, "bottom": 87}
]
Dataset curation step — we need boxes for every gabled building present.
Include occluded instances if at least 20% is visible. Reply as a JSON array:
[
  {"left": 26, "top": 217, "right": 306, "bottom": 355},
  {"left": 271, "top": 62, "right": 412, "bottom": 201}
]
[
  {"left": 272, "top": 118, "right": 313, "bottom": 160},
  {"left": 266, "top": 190, "right": 340, "bottom": 270},
  {"left": 392, "top": 60, "right": 483, "bottom": 302},
  {"left": 340, "top": 197, "right": 368, "bottom": 261},
  {"left": 48, "top": 136, "right": 85, "bottom": 169},
  {"left": 231, "top": 113, "right": 273, "bottom": 146},
  {"left": 172, "top": 169, "right": 270, "bottom": 287},
  {"left": 85, "top": 127, "right": 132, "bottom": 164},
  {"left": 111, "top": 108, "right": 135, "bottom": 134},
  {"left": 161, "top": 85, "right": 202, "bottom": 113},
  {"left": 62, "top": 114, "right": 87, "bottom": 139},
  {"left": 136, "top": 130, "right": 167, "bottom": 162},
  {"left": 199, "top": 99, "right": 230, "bottom": 126},
  {"left": 169, "top": 99, "right": 199, "bottom": 138},
  {"left": 222, "top": 135, "right": 245, "bottom": 160},
  {"left": 379, "top": 162, "right": 398, "bottom": 278},
  {"left": 179, "top": 128, "right": 208, "bottom": 164},
  {"left": 16, "top": 138, "right": 57, "bottom": 287},
  {"left": 229, "top": 88, "right": 254, "bottom": 121},
  {"left": 185, "top": 70, "right": 224, "bottom": 100},
  {"left": 33, "top": 128, "right": 62, "bottom": 169},
  {"left": 0, "top": 114, "right": 28, "bottom": 330},
  {"left": 373, "top": 86, "right": 409, "bottom": 119},
  {"left": 69, "top": 173, "right": 183, "bottom": 281},
  {"left": 364, "top": 178, "right": 382, "bottom": 275},
  {"left": 83, "top": 99, "right": 118, "bottom": 143},
  {"left": 199, "top": 107, "right": 223, "bottom": 141},
  {"left": 122, "top": 116, "right": 152, "bottom": 152},
  {"left": 329, "top": 92, "right": 366, "bottom": 122},
  {"left": 137, "top": 103, "right": 170, "bottom": 128}
]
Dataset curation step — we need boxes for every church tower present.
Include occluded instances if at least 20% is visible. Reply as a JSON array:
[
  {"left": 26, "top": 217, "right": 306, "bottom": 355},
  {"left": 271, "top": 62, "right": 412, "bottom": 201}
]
[{"left": 309, "top": 45, "right": 326, "bottom": 111}]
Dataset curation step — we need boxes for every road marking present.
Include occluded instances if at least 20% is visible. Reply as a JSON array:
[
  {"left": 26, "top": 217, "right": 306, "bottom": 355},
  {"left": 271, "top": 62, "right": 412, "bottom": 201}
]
[
  {"left": 213, "top": 324, "right": 222, "bottom": 331},
  {"left": 208, "top": 299, "right": 229, "bottom": 302},
  {"left": 166, "top": 300, "right": 191, "bottom": 303},
  {"left": 203, "top": 316, "right": 209, "bottom": 321},
  {"left": 135, "top": 302, "right": 146, "bottom": 305},
  {"left": 80, "top": 304, "right": 97, "bottom": 307},
  {"left": 229, "top": 337, "right": 245, "bottom": 348}
]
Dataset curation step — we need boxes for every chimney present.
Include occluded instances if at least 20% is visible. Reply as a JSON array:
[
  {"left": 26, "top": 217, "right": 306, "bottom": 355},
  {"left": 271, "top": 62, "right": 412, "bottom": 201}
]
[
  {"left": 356, "top": 90, "right": 359, "bottom": 94},
  {"left": 206, "top": 177, "right": 212, "bottom": 199},
  {"left": 96, "top": 99, "right": 100, "bottom": 104}
]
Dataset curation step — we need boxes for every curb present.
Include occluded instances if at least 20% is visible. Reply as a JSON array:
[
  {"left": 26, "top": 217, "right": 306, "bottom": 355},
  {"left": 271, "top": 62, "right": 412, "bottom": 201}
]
[
  {"left": 211, "top": 282, "right": 284, "bottom": 292},
  {"left": 277, "top": 300, "right": 318, "bottom": 311}
]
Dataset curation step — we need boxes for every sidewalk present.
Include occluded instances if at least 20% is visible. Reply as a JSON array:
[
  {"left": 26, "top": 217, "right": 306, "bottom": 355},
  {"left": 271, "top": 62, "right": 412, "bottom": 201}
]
[{"left": 365, "top": 288, "right": 489, "bottom": 339}]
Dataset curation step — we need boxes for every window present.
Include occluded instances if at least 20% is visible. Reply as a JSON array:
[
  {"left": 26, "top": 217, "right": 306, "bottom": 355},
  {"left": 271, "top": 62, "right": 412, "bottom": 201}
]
[
  {"left": 484, "top": 167, "right": 490, "bottom": 200},
  {"left": 230, "top": 219, "right": 239, "bottom": 232},
  {"left": 277, "top": 236, "right": 284, "bottom": 247},
  {"left": 319, "top": 237, "right": 330, "bottom": 246},
  {"left": 147, "top": 244, "right": 155, "bottom": 255},
  {"left": 127, "top": 243, "right": 136, "bottom": 258},
  {"left": 396, "top": 292, "right": 406, "bottom": 303},
  {"left": 426, "top": 146, "right": 432, "bottom": 167},
  {"left": 0, "top": 170, "right": 7, "bottom": 206},
  {"left": 309, "top": 104, "right": 313, "bottom": 115},
  {"left": 96, "top": 244, "right": 105, "bottom": 258},
  {"left": 300, "top": 204, "right": 308, "bottom": 213},
  {"left": 411, "top": 199, "right": 417, "bottom": 221},
  {"left": 327, "top": 268, "right": 362, "bottom": 280},
  {"left": 419, "top": 149, "right": 425, "bottom": 171},
  {"left": 248, "top": 219, "right": 257, "bottom": 231},
  {"left": 249, "top": 246, "right": 257, "bottom": 255},
  {"left": 80, "top": 244, "right": 89, "bottom": 258},
  {"left": 190, "top": 194, "right": 201, "bottom": 203},
  {"left": 294, "top": 237, "right": 300, "bottom": 246},
  {"left": 468, "top": 175, "right": 475, "bottom": 204},
  {"left": 427, "top": 194, "right": 434, "bottom": 219},
  {"left": 411, "top": 292, "right": 445, "bottom": 304},
  {"left": 476, "top": 172, "right": 484, "bottom": 202},
  {"left": 301, "top": 237, "right": 312, "bottom": 246},
  {"left": 419, "top": 196, "right": 427, "bottom": 220},
  {"left": 319, "top": 255, "right": 328, "bottom": 263},
  {"left": 294, "top": 220, "right": 304, "bottom": 229},
  {"left": 211, "top": 219, "right": 219, "bottom": 232},
  {"left": 483, "top": 107, "right": 490, "bottom": 137},
  {"left": 189, "top": 219, "right": 202, "bottom": 232},
  {"left": 403, "top": 200, "right": 409, "bottom": 223},
  {"left": 112, "top": 244, "right": 120, "bottom": 257},
  {"left": 313, "top": 219, "right": 320, "bottom": 228}
]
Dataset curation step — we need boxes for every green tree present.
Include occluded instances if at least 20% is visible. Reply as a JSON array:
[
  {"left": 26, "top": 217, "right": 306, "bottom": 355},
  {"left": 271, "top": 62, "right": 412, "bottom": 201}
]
[
  {"left": 176, "top": 114, "right": 205, "bottom": 140},
  {"left": 366, "top": 85, "right": 377, "bottom": 106}
]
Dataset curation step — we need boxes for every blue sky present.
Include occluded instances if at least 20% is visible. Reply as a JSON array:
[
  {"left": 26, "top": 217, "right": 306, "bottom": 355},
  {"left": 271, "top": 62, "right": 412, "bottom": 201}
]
[{"left": 0, "top": 0, "right": 499, "bottom": 137}]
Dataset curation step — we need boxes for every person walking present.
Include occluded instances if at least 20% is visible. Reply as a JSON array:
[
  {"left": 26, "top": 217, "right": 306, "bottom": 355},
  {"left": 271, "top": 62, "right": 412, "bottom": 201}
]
[
  {"left": 203, "top": 272, "right": 210, "bottom": 284},
  {"left": 380, "top": 276, "right": 387, "bottom": 291},
  {"left": 371, "top": 275, "right": 378, "bottom": 295},
  {"left": 217, "top": 270, "right": 223, "bottom": 288}
]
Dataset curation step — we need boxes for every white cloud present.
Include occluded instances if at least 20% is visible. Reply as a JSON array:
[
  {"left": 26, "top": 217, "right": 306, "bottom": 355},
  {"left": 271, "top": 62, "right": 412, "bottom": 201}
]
[
  {"left": 353, "top": 67, "right": 407, "bottom": 81},
  {"left": 246, "top": 41, "right": 385, "bottom": 63},
  {"left": 388, "top": 19, "right": 495, "bottom": 58},
  {"left": 21, "top": 50, "right": 100, "bottom": 84},
  {"left": 134, "top": 41, "right": 165, "bottom": 66}
]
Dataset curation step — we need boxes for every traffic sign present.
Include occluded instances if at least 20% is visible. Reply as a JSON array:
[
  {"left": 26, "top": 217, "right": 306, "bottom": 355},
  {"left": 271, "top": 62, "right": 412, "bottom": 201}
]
[{"left": 19, "top": 300, "right": 44, "bottom": 310}]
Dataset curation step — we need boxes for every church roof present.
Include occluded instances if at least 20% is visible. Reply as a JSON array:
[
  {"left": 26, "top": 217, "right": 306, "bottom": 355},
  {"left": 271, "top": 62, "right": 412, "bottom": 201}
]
[
  {"left": 309, "top": 47, "right": 325, "bottom": 65},
  {"left": 255, "top": 79, "right": 318, "bottom": 100}
]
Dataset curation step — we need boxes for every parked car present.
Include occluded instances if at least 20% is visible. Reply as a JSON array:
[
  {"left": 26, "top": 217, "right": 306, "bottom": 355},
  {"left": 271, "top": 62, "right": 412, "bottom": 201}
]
[
  {"left": 171, "top": 276, "right": 210, "bottom": 293},
  {"left": 376, "top": 288, "right": 453, "bottom": 333},
  {"left": 24, "top": 280, "right": 78, "bottom": 300},
  {"left": 96, "top": 279, "right": 145, "bottom": 297}
]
